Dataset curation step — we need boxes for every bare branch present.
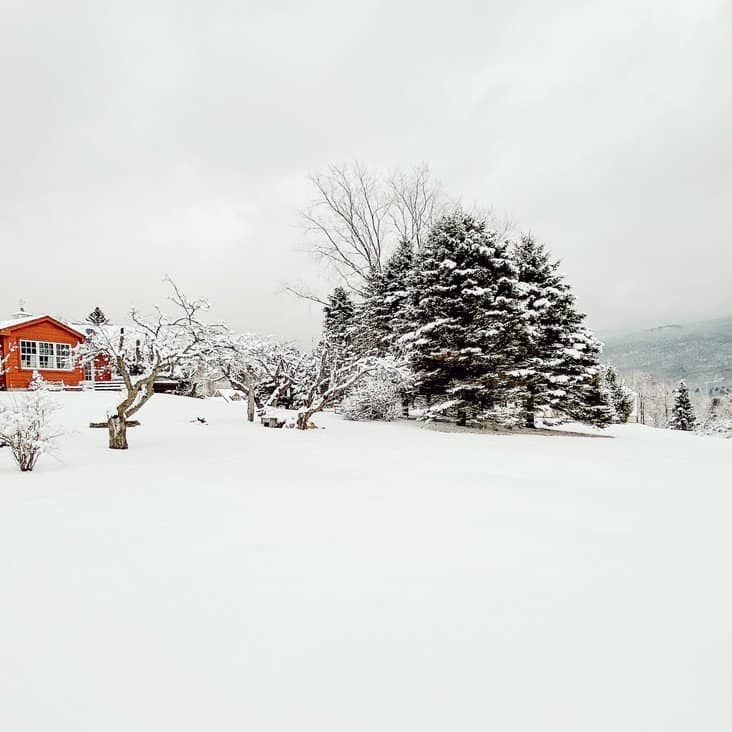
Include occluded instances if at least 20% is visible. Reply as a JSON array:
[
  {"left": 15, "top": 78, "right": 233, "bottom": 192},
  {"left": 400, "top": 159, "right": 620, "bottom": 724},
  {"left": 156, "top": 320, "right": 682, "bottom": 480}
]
[{"left": 282, "top": 285, "right": 329, "bottom": 307}]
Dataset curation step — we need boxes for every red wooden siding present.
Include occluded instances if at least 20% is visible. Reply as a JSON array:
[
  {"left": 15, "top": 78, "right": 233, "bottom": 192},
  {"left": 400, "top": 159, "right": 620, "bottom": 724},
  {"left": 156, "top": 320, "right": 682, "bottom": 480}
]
[
  {"left": 0, "top": 318, "right": 85, "bottom": 390},
  {"left": 93, "top": 353, "right": 113, "bottom": 382}
]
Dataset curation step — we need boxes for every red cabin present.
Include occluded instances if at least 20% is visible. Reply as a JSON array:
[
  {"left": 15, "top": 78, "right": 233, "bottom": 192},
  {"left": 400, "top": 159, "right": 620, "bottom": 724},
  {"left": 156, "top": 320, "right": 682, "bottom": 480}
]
[{"left": 0, "top": 313, "right": 109, "bottom": 390}]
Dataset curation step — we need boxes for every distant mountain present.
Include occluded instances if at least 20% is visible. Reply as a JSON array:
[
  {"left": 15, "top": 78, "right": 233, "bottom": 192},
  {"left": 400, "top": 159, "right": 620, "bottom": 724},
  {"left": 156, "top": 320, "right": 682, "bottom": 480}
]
[{"left": 601, "top": 317, "right": 732, "bottom": 393}]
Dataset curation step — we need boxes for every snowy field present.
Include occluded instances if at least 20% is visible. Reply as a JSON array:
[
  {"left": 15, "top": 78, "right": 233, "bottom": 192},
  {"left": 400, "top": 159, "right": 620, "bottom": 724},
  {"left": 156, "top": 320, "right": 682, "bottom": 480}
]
[{"left": 1, "top": 392, "right": 731, "bottom": 731}]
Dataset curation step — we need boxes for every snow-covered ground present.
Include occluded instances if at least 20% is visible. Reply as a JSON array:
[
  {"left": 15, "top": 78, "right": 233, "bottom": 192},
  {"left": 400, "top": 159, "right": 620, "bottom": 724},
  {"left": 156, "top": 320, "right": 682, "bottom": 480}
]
[{"left": 1, "top": 392, "right": 730, "bottom": 731}]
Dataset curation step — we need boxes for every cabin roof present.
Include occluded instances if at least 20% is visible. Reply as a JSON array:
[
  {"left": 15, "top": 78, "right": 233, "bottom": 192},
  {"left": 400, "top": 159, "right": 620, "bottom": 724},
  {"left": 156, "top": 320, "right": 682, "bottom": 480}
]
[{"left": 0, "top": 314, "right": 86, "bottom": 339}]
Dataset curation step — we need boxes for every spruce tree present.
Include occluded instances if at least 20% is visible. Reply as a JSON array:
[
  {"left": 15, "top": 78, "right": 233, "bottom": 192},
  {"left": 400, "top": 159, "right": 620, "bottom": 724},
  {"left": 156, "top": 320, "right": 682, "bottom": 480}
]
[
  {"left": 86, "top": 306, "right": 109, "bottom": 325},
  {"left": 356, "top": 239, "right": 415, "bottom": 356},
  {"left": 513, "top": 234, "right": 612, "bottom": 427},
  {"left": 669, "top": 380, "right": 696, "bottom": 431},
  {"left": 403, "top": 210, "right": 526, "bottom": 415},
  {"left": 322, "top": 287, "right": 356, "bottom": 361},
  {"left": 604, "top": 366, "right": 634, "bottom": 423}
]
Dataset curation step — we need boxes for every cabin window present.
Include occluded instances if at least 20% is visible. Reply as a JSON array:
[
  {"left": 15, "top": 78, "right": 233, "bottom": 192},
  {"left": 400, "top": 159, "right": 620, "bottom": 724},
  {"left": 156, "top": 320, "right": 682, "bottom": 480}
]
[
  {"left": 56, "top": 344, "right": 71, "bottom": 370},
  {"left": 39, "top": 342, "right": 55, "bottom": 369},
  {"left": 20, "top": 340, "right": 37, "bottom": 369},
  {"left": 19, "top": 340, "right": 74, "bottom": 371}
]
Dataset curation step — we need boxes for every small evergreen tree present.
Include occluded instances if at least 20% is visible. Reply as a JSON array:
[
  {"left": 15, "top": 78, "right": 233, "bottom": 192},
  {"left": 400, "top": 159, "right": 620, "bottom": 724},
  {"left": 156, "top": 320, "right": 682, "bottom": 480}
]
[
  {"left": 86, "top": 306, "right": 109, "bottom": 326},
  {"left": 669, "top": 380, "right": 696, "bottom": 431},
  {"left": 323, "top": 287, "right": 355, "bottom": 352},
  {"left": 604, "top": 366, "right": 635, "bottom": 423},
  {"left": 570, "top": 371, "right": 616, "bottom": 427}
]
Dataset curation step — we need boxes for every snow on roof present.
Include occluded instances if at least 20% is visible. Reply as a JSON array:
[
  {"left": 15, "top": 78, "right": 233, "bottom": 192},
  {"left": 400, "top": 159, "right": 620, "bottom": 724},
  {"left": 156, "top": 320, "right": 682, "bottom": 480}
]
[
  {"left": 214, "top": 388, "right": 246, "bottom": 402},
  {"left": 0, "top": 313, "right": 44, "bottom": 330},
  {"left": 73, "top": 322, "right": 150, "bottom": 343},
  {"left": 0, "top": 313, "right": 85, "bottom": 336}
]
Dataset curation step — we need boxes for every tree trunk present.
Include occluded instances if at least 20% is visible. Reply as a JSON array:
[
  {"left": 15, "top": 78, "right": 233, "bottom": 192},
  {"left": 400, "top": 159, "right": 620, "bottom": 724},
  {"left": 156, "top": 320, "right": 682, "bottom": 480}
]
[
  {"left": 108, "top": 415, "right": 128, "bottom": 449},
  {"left": 247, "top": 386, "right": 256, "bottom": 423},
  {"left": 296, "top": 410, "right": 314, "bottom": 430},
  {"left": 525, "top": 390, "right": 536, "bottom": 428}
]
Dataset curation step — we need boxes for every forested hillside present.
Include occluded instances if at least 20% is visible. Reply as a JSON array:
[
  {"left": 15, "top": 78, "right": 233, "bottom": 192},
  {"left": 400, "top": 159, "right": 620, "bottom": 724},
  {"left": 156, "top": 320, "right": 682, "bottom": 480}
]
[{"left": 602, "top": 317, "right": 732, "bottom": 393}]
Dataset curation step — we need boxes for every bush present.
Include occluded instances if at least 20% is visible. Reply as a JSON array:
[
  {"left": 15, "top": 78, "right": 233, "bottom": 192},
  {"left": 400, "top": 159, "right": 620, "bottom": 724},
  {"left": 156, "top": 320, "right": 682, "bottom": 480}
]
[
  {"left": 341, "top": 377, "right": 402, "bottom": 422},
  {"left": 697, "top": 418, "right": 732, "bottom": 439},
  {"left": 0, "top": 388, "right": 61, "bottom": 472}
]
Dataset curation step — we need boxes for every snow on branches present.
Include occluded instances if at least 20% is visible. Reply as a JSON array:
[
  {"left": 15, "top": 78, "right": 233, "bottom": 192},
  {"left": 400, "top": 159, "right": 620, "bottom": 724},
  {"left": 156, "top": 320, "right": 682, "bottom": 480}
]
[
  {"left": 295, "top": 351, "right": 409, "bottom": 429},
  {"left": 669, "top": 380, "right": 696, "bottom": 431},
  {"left": 341, "top": 367, "right": 412, "bottom": 422},
  {"left": 0, "top": 380, "right": 62, "bottom": 472},
  {"left": 77, "top": 277, "right": 228, "bottom": 449},
  {"left": 207, "top": 334, "right": 314, "bottom": 421},
  {"left": 0, "top": 342, "right": 15, "bottom": 378}
]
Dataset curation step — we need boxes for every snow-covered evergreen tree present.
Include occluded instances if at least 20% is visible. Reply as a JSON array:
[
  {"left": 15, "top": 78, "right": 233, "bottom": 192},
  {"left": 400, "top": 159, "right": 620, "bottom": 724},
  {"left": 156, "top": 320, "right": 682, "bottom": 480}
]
[
  {"left": 402, "top": 210, "right": 526, "bottom": 414},
  {"left": 356, "top": 239, "right": 415, "bottom": 356},
  {"left": 669, "top": 380, "right": 696, "bottom": 431},
  {"left": 323, "top": 287, "right": 356, "bottom": 358},
  {"left": 86, "top": 306, "right": 109, "bottom": 326},
  {"left": 513, "top": 234, "right": 612, "bottom": 427},
  {"left": 572, "top": 372, "right": 616, "bottom": 427},
  {"left": 604, "top": 366, "right": 635, "bottom": 423}
]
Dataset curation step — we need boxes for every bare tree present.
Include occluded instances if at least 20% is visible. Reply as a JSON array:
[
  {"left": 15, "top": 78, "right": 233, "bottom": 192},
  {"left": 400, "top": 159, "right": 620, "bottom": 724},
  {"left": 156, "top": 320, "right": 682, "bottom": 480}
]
[
  {"left": 248, "top": 341, "right": 314, "bottom": 409},
  {"left": 294, "top": 351, "right": 408, "bottom": 429},
  {"left": 624, "top": 370, "right": 679, "bottom": 428},
  {"left": 299, "top": 163, "right": 447, "bottom": 296},
  {"left": 388, "top": 165, "right": 446, "bottom": 251},
  {"left": 294, "top": 350, "right": 376, "bottom": 429},
  {"left": 207, "top": 334, "right": 314, "bottom": 421},
  {"left": 303, "top": 163, "right": 391, "bottom": 293},
  {"left": 78, "top": 278, "right": 226, "bottom": 449}
]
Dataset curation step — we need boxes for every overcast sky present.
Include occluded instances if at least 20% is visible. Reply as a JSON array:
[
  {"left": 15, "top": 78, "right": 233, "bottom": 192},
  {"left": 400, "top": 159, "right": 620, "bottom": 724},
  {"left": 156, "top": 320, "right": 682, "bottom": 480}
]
[{"left": 1, "top": 0, "right": 730, "bottom": 343}]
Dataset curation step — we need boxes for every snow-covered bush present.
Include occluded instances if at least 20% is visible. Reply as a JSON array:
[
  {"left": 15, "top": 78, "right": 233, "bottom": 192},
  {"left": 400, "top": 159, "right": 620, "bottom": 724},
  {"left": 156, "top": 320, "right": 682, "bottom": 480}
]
[
  {"left": 292, "top": 351, "right": 410, "bottom": 430},
  {"left": 0, "top": 388, "right": 62, "bottom": 472},
  {"left": 697, "top": 419, "right": 732, "bottom": 439},
  {"left": 28, "top": 370, "right": 46, "bottom": 391},
  {"left": 341, "top": 376, "right": 402, "bottom": 421},
  {"left": 696, "top": 395, "right": 732, "bottom": 438}
]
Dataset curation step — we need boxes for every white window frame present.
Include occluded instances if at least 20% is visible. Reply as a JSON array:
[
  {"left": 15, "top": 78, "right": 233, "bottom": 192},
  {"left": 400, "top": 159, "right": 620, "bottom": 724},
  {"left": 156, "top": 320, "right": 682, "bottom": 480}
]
[{"left": 19, "top": 339, "right": 74, "bottom": 372}]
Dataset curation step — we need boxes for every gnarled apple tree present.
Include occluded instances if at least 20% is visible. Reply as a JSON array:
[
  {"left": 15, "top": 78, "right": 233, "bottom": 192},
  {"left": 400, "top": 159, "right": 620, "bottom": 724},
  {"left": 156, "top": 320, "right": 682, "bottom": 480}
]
[{"left": 77, "top": 278, "right": 226, "bottom": 449}]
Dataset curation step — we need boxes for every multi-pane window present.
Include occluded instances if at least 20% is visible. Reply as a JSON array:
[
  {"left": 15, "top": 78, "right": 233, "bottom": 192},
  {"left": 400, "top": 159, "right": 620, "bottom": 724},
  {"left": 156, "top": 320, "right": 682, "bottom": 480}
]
[
  {"left": 19, "top": 340, "right": 74, "bottom": 371},
  {"left": 56, "top": 344, "right": 71, "bottom": 370},
  {"left": 39, "top": 342, "right": 54, "bottom": 369},
  {"left": 20, "top": 340, "right": 37, "bottom": 369}
]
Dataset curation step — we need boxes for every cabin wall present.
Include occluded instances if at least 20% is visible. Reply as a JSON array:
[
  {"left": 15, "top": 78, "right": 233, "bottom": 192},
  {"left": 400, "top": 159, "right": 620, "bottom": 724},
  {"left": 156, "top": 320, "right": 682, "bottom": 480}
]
[
  {"left": 91, "top": 353, "right": 113, "bottom": 382},
  {"left": 0, "top": 322, "right": 85, "bottom": 389}
]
